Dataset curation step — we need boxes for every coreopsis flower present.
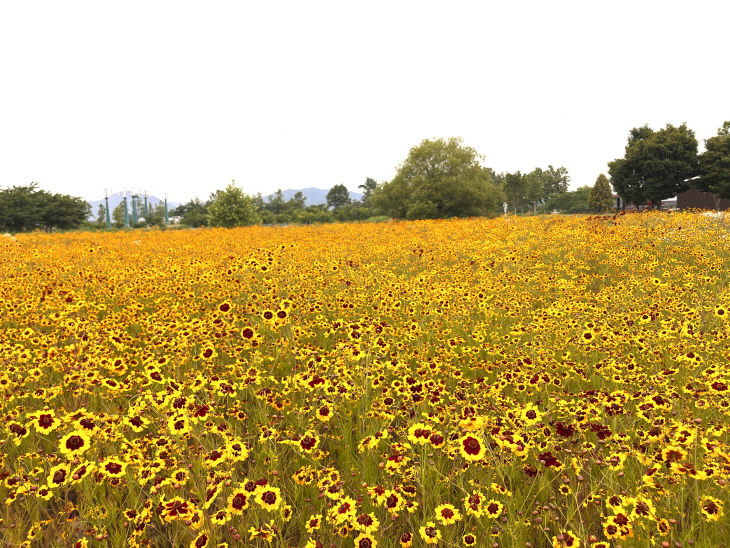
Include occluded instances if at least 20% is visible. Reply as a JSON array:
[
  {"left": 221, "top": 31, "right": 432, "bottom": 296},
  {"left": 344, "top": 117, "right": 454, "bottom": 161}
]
[
  {"left": 458, "top": 434, "right": 486, "bottom": 461},
  {"left": 159, "top": 497, "right": 193, "bottom": 523},
  {"left": 190, "top": 531, "right": 210, "bottom": 548},
  {"left": 306, "top": 513, "right": 322, "bottom": 533},
  {"left": 227, "top": 489, "right": 250, "bottom": 515},
  {"left": 167, "top": 414, "right": 191, "bottom": 436},
  {"left": 353, "top": 533, "right": 377, "bottom": 548},
  {"left": 100, "top": 458, "right": 127, "bottom": 479},
  {"left": 552, "top": 529, "right": 580, "bottom": 547},
  {"left": 255, "top": 486, "right": 282, "bottom": 512},
  {"left": 434, "top": 503, "right": 462, "bottom": 525},
  {"left": 316, "top": 403, "right": 333, "bottom": 422},
  {"left": 700, "top": 496, "right": 724, "bottom": 522},
  {"left": 29, "top": 410, "right": 62, "bottom": 434},
  {"left": 47, "top": 464, "right": 70, "bottom": 488},
  {"left": 419, "top": 522, "right": 442, "bottom": 545},
  {"left": 59, "top": 431, "right": 91, "bottom": 458},
  {"left": 69, "top": 462, "right": 95, "bottom": 484},
  {"left": 248, "top": 524, "right": 274, "bottom": 542},
  {"left": 354, "top": 512, "right": 379, "bottom": 534},
  {"left": 407, "top": 423, "right": 431, "bottom": 445},
  {"left": 462, "top": 533, "right": 477, "bottom": 546},
  {"left": 485, "top": 499, "right": 504, "bottom": 518},
  {"left": 520, "top": 403, "right": 542, "bottom": 426},
  {"left": 329, "top": 496, "right": 357, "bottom": 524},
  {"left": 299, "top": 431, "right": 320, "bottom": 453}
]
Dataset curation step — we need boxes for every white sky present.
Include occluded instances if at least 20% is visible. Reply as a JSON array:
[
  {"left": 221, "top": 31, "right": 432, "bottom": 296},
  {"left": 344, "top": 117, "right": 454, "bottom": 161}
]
[{"left": 1, "top": 1, "right": 728, "bottom": 203}]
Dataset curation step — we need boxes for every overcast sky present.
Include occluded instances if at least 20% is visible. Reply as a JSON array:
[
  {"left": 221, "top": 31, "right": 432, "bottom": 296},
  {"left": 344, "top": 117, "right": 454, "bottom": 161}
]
[{"left": 1, "top": 1, "right": 728, "bottom": 203}]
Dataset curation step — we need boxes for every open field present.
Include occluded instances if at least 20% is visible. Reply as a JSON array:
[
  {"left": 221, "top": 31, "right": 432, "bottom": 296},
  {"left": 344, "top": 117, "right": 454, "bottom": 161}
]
[{"left": 1, "top": 213, "right": 729, "bottom": 548}]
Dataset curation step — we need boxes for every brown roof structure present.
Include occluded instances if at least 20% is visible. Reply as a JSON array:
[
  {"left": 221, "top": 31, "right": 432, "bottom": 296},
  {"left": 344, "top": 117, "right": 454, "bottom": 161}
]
[{"left": 677, "top": 188, "right": 730, "bottom": 211}]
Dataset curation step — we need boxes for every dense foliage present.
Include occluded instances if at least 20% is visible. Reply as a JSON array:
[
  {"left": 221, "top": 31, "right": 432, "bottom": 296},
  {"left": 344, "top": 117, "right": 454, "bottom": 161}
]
[
  {"left": 698, "top": 121, "right": 730, "bottom": 199},
  {"left": 208, "top": 182, "right": 261, "bottom": 228},
  {"left": 588, "top": 174, "right": 614, "bottom": 212},
  {"left": 0, "top": 183, "right": 90, "bottom": 232},
  {"left": 608, "top": 124, "right": 699, "bottom": 206},
  {"left": 2, "top": 213, "right": 729, "bottom": 547},
  {"left": 372, "top": 138, "right": 504, "bottom": 219}
]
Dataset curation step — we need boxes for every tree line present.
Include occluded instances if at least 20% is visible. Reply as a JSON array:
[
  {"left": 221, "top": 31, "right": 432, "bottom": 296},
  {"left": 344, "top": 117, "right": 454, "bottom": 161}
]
[
  {"left": 3, "top": 121, "right": 728, "bottom": 231},
  {"left": 0, "top": 183, "right": 90, "bottom": 232}
]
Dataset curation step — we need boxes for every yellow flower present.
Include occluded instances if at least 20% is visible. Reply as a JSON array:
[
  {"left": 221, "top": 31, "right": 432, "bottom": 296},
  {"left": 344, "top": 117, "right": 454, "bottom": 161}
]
[
  {"left": 520, "top": 403, "right": 542, "bottom": 426},
  {"left": 59, "top": 431, "right": 91, "bottom": 458},
  {"left": 458, "top": 434, "right": 486, "bottom": 461},
  {"left": 226, "top": 489, "right": 250, "bottom": 514},
  {"left": 700, "top": 495, "right": 724, "bottom": 521},
  {"left": 255, "top": 486, "right": 282, "bottom": 512},
  {"left": 353, "top": 533, "right": 378, "bottom": 548},
  {"left": 434, "top": 503, "right": 462, "bottom": 525},
  {"left": 419, "top": 522, "right": 442, "bottom": 544}
]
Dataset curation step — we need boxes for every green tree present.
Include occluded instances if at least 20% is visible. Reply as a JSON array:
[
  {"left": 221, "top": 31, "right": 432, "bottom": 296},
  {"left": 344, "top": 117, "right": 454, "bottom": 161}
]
[
  {"left": 536, "top": 166, "right": 570, "bottom": 199},
  {"left": 0, "top": 183, "right": 90, "bottom": 232},
  {"left": 608, "top": 123, "right": 699, "bottom": 206},
  {"left": 172, "top": 198, "right": 209, "bottom": 227},
  {"left": 523, "top": 171, "right": 543, "bottom": 213},
  {"left": 0, "top": 184, "right": 42, "bottom": 232},
  {"left": 208, "top": 181, "right": 261, "bottom": 228},
  {"left": 267, "top": 189, "right": 286, "bottom": 214},
  {"left": 502, "top": 172, "right": 526, "bottom": 214},
  {"left": 326, "top": 184, "right": 351, "bottom": 211},
  {"left": 288, "top": 191, "right": 307, "bottom": 209},
  {"left": 698, "top": 121, "right": 730, "bottom": 200},
  {"left": 587, "top": 174, "right": 614, "bottom": 212},
  {"left": 144, "top": 203, "right": 166, "bottom": 226},
  {"left": 39, "top": 193, "right": 91, "bottom": 230},
  {"left": 111, "top": 201, "right": 126, "bottom": 227},
  {"left": 545, "top": 186, "right": 593, "bottom": 213},
  {"left": 372, "top": 137, "right": 503, "bottom": 219},
  {"left": 358, "top": 177, "right": 378, "bottom": 206},
  {"left": 95, "top": 204, "right": 108, "bottom": 226}
]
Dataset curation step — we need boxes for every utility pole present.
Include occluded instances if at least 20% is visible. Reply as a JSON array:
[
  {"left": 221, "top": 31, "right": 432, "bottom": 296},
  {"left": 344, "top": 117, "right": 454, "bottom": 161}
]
[
  {"left": 164, "top": 193, "right": 169, "bottom": 224},
  {"left": 104, "top": 189, "right": 111, "bottom": 229},
  {"left": 123, "top": 191, "right": 129, "bottom": 228},
  {"left": 132, "top": 191, "right": 139, "bottom": 226}
]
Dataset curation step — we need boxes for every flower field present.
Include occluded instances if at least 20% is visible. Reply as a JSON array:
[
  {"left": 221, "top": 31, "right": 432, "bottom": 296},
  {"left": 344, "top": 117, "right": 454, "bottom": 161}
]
[{"left": 1, "top": 213, "right": 729, "bottom": 548}]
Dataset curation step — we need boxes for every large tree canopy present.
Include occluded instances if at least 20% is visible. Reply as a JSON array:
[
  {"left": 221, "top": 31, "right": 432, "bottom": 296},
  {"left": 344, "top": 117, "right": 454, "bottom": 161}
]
[
  {"left": 372, "top": 137, "right": 503, "bottom": 219},
  {"left": 208, "top": 181, "right": 261, "bottom": 228},
  {"left": 608, "top": 123, "right": 699, "bottom": 206},
  {"left": 698, "top": 121, "right": 730, "bottom": 199},
  {"left": 326, "top": 184, "right": 351, "bottom": 211},
  {"left": 0, "top": 183, "right": 90, "bottom": 232}
]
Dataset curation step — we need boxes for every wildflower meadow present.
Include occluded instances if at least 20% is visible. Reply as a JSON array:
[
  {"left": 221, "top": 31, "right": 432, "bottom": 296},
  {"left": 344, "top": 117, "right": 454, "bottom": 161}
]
[{"left": 1, "top": 212, "right": 729, "bottom": 548}]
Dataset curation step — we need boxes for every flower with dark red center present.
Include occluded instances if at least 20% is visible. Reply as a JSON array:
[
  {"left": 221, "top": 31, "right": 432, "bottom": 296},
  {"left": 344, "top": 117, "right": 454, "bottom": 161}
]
[
  {"left": 59, "top": 431, "right": 91, "bottom": 457},
  {"left": 231, "top": 493, "right": 247, "bottom": 511},
  {"left": 48, "top": 465, "right": 69, "bottom": 487},
  {"left": 700, "top": 495, "right": 724, "bottom": 521},
  {"left": 256, "top": 487, "right": 281, "bottom": 511},
  {"left": 434, "top": 503, "right": 461, "bottom": 525},
  {"left": 458, "top": 434, "right": 485, "bottom": 461},
  {"left": 300, "top": 434, "right": 318, "bottom": 452},
  {"left": 101, "top": 458, "right": 127, "bottom": 478}
]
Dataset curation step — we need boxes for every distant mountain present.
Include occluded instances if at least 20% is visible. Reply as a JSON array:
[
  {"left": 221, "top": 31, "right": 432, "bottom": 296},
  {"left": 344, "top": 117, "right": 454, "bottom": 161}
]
[
  {"left": 263, "top": 187, "right": 363, "bottom": 206},
  {"left": 87, "top": 193, "right": 179, "bottom": 220}
]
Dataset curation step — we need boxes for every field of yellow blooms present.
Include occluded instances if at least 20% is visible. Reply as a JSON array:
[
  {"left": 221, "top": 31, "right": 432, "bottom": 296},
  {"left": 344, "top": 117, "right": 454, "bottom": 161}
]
[{"left": 1, "top": 212, "right": 729, "bottom": 548}]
